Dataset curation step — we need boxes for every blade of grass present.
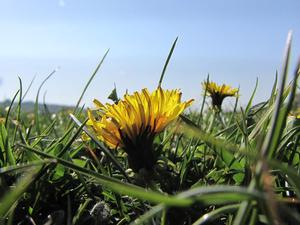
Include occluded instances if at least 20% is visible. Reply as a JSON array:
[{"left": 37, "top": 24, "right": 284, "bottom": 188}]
[
  {"left": 228, "top": 87, "right": 240, "bottom": 125},
  {"left": 21, "top": 76, "right": 35, "bottom": 101},
  {"left": 69, "top": 114, "right": 130, "bottom": 182},
  {"left": 269, "top": 71, "right": 278, "bottom": 105},
  {"left": 197, "top": 74, "right": 209, "bottom": 125},
  {"left": 158, "top": 37, "right": 178, "bottom": 88},
  {"left": 0, "top": 123, "right": 15, "bottom": 165},
  {"left": 0, "top": 167, "right": 41, "bottom": 217},
  {"left": 192, "top": 204, "right": 239, "bottom": 225},
  {"left": 233, "top": 30, "right": 293, "bottom": 225},
  {"left": 268, "top": 159, "right": 300, "bottom": 198},
  {"left": 130, "top": 204, "right": 165, "bottom": 225},
  {"left": 248, "top": 80, "right": 293, "bottom": 141},
  {"left": 261, "top": 31, "right": 292, "bottom": 158},
  {"left": 20, "top": 143, "right": 265, "bottom": 208},
  {"left": 73, "top": 49, "right": 109, "bottom": 113},
  {"left": 177, "top": 185, "right": 263, "bottom": 204},
  {"left": 18, "top": 143, "right": 193, "bottom": 207},
  {"left": 42, "top": 92, "right": 58, "bottom": 137},
  {"left": 4, "top": 90, "right": 20, "bottom": 129},
  {"left": 30, "top": 119, "right": 56, "bottom": 148},
  {"left": 0, "top": 160, "right": 56, "bottom": 175},
  {"left": 12, "top": 77, "right": 23, "bottom": 144},
  {"left": 245, "top": 78, "right": 258, "bottom": 115},
  {"left": 34, "top": 70, "right": 56, "bottom": 135}
]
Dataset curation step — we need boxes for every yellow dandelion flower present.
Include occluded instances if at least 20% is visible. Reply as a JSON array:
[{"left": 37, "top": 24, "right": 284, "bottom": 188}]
[
  {"left": 202, "top": 81, "right": 238, "bottom": 110},
  {"left": 87, "top": 87, "right": 193, "bottom": 171}
]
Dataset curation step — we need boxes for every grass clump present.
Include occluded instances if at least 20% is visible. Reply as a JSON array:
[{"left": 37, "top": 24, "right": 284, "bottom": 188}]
[{"left": 0, "top": 33, "right": 300, "bottom": 225}]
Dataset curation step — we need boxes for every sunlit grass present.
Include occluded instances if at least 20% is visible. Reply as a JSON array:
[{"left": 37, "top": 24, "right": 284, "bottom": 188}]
[{"left": 0, "top": 33, "right": 300, "bottom": 225}]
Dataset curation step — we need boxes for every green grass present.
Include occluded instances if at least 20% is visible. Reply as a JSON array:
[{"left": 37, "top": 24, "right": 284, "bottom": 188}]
[{"left": 0, "top": 33, "right": 300, "bottom": 225}]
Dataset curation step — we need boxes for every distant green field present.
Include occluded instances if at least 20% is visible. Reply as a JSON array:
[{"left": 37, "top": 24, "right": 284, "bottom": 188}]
[{"left": 0, "top": 34, "right": 300, "bottom": 225}]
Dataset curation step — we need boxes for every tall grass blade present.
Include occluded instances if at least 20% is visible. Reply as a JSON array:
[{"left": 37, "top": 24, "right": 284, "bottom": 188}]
[
  {"left": 34, "top": 70, "right": 56, "bottom": 135},
  {"left": 73, "top": 49, "right": 109, "bottom": 112},
  {"left": 261, "top": 31, "right": 292, "bottom": 158},
  {"left": 158, "top": 37, "right": 178, "bottom": 88},
  {"left": 4, "top": 90, "right": 20, "bottom": 129}
]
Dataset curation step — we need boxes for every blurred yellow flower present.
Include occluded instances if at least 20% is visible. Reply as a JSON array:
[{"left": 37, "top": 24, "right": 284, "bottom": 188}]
[
  {"left": 288, "top": 112, "right": 300, "bottom": 119},
  {"left": 288, "top": 109, "right": 300, "bottom": 119},
  {"left": 202, "top": 81, "right": 238, "bottom": 110},
  {"left": 87, "top": 87, "right": 193, "bottom": 171}
]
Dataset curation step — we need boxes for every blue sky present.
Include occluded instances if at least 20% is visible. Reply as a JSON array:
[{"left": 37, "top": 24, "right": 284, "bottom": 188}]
[{"left": 0, "top": 0, "right": 299, "bottom": 108}]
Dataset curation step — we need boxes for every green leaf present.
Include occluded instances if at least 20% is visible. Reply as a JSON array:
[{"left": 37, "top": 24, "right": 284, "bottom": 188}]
[
  {"left": 0, "top": 167, "right": 41, "bottom": 217},
  {"left": 0, "top": 123, "right": 15, "bottom": 166},
  {"left": 108, "top": 83, "right": 119, "bottom": 103}
]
